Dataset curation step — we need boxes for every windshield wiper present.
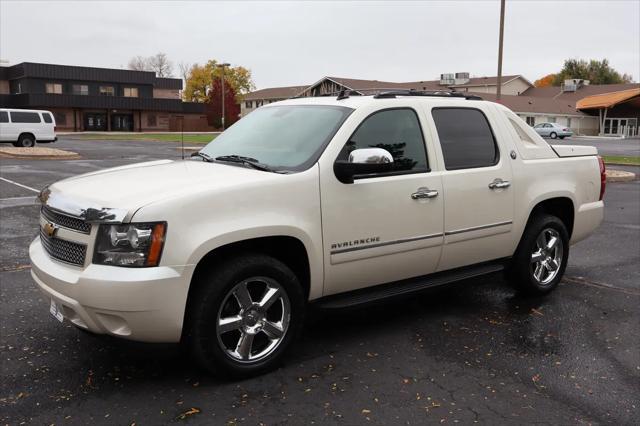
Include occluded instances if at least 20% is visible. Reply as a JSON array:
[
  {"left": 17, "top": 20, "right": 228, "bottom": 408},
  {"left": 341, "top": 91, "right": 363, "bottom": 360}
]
[
  {"left": 214, "top": 155, "right": 279, "bottom": 173},
  {"left": 191, "top": 151, "right": 214, "bottom": 162}
]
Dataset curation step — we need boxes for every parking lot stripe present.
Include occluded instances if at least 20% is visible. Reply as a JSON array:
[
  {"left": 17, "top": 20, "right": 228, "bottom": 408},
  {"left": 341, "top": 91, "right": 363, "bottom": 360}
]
[{"left": 0, "top": 177, "right": 40, "bottom": 193}]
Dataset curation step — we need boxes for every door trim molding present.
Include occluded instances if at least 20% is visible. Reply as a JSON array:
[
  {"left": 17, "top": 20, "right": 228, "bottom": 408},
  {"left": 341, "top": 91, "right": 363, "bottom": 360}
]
[{"left": 445, "top": 220, "right": 513, "bottom": 236}]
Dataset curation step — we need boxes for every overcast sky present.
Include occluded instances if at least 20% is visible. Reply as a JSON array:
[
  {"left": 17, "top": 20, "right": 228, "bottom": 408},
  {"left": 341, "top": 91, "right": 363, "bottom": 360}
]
[{"left": 1, "top": 0, "right": 638, "bottom": 88}]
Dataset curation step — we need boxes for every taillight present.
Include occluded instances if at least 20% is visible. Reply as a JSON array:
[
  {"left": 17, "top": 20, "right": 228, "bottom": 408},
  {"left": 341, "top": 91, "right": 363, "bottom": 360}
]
[
  {"left": 563, "top": 128, "right": 569, "bottom": 132},
  {"left": 598, "top": 156, "right": 606, "bottom": 201},
  {"left": 54, "top": 126, "right": 57, "bottom": 132}
]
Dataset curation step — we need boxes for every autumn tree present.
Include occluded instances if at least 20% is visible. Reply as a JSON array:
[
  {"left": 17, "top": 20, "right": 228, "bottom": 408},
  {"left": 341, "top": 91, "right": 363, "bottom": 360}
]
[
  {"left": 550, "top": 59, "right": 633, "bottom": 86},
  {"left": 534, "top": 73, "right": 556, "bottom": 87},
  {"left": 127, "top": 53, "right": 174, "bottom": 77},
  {"left": 183, "top": 60, "right": 255, "bottom": 103},
  {"left": 205, "top": 77, "right": 241, "bottom": 129}
]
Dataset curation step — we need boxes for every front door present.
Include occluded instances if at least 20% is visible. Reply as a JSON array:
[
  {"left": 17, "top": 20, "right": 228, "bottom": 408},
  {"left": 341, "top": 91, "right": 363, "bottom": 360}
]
[
  {"left": 84, "top": 113, "right": 107, "bottom": 131},
  {"left": 111, "top": 114, "right": 133, "bottom": 131},
  {"left": 429, "top": 107, "right": 515, "bottom": 271},
  {"left": 320, "top": 107, "right": 444, "bottom": 296}
]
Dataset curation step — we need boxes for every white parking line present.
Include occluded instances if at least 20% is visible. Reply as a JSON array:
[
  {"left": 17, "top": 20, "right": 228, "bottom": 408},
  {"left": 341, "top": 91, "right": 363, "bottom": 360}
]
[{"left": 0, "top": 177, "right": 40, "bottom": 193}]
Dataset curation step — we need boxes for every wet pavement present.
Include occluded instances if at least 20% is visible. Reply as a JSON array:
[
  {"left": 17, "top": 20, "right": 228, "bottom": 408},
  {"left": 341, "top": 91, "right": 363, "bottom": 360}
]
[{"left": 1, "top": 138, "right": 639, "bottom": 425}]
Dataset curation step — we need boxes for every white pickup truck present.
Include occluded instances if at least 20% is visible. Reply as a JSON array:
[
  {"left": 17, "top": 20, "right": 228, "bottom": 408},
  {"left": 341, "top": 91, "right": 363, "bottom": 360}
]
[{"left": 30, "top": 91, "right": 605, "bottom": 377}]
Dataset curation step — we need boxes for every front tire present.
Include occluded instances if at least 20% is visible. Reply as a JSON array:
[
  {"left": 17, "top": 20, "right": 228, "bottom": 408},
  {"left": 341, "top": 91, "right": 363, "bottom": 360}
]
[
  {"left": 188, "top": 254, "right": 304, "bottom": 378},
  {"left": 549, "top": 132, "right": 558, "bottom": 139},
  {"left": 507, "top": 214, "right": 569, "bottom": 295}
]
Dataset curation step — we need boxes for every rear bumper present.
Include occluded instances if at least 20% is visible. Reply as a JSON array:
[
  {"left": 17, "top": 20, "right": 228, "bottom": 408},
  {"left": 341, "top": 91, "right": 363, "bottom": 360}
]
[
  {"left": 571, "top": 200, "right": 604, "bottom": 244},
  {"left": 29, "top": 237, "right": 194, "bottom": 343}
]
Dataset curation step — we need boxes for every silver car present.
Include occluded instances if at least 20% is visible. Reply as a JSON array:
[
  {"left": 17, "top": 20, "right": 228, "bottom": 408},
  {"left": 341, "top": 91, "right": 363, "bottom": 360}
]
[{"left": 533, "top": 122, "right": 573, "bottom": 139}]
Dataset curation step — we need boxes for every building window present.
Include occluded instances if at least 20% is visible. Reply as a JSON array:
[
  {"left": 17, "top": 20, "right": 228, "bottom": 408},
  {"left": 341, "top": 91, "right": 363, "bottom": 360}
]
[
  {"left": 548, "top": 116, "right": 557, "bottom": 123},
  {"left": 147, "top": 114, "right": 157, "bottom": 126},
  {"left": 46, "top": 83, "right": 63, "bottom": 94},
  {"left": 245, "top": 101, "right": 253, "bottom": 108},
  {"left": 16, "top": 83, "right": 22, "bottom": 94},
  {"left": 566, "top": 117, "right": 572, "bottom": 128},
  {"left": 72, "top": 84, "right": 89, "bottom": 95},
  {"left": 54, "top": 112, "right": 67, "bottom": 125},
  {"left": 255, "top": 100, "right": 263, "bottom": 107},
  {"left": 124, "top": 87, "right": 138, "bottom": 97},
  {"left": 525, "top": 116, "right": 535, "bottom": 126},
  {"left": 99, "top": 86, "right": 115, "bottom": 96}
]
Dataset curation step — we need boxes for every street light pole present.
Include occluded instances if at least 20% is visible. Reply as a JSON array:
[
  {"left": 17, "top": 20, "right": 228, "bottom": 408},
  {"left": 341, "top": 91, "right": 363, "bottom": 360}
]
[
  {"left": 217, "top": 63, "right": 230, "bottom": 130},
  {"left": 496, "top": 0, "right": 506, "bottom": 101}
]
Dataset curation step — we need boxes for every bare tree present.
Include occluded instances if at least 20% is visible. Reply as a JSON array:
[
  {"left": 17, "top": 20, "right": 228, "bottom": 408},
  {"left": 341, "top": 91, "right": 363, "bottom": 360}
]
[
  {"left": 148, "top": 52, "right": 174, "bottom": 78},
  {"left": 178, "top": 62, "right": 191, "bottom": 83},
  {"left": 127, "top": 55, "right": 149, "bottom": 71}
]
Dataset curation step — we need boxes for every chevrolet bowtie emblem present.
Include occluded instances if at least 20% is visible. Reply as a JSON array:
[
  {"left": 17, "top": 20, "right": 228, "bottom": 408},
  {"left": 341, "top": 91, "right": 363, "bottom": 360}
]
[{"left": 43, "top": 222, "right": 58, "bottom": 238}]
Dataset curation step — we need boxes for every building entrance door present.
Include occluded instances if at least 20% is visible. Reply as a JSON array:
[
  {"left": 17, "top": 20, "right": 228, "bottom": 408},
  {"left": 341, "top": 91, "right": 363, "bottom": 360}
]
[
  {"left": 84, "top": 113, "right": 107, "bottom": 131},
  {"left": 111, "top": 114, "right": 133, "bottom": 131}
]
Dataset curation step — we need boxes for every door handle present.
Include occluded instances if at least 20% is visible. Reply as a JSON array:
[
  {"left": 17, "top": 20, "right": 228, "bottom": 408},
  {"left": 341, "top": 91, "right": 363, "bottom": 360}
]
[
  {"left": 411, "top": 188, "right": 439, "bottom": 200},
  {"left": 488, "top": 178, "right": 511, "bottom": 189}
]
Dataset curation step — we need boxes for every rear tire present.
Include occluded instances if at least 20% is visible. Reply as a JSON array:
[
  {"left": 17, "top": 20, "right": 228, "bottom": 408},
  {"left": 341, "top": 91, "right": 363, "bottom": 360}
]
[
  {"left": 559, "top": 136, "right": 566, "bottom": 140},
  {"left": 188, "top": 253, "right": 305, "bottom": 378},
  {"left": 16, "top": 134, "right": 36, "bottom": 147},
  {"left": 549, "top": 132, "right": 558, "bottom": 139},
  {"left": 507, "top": 214, "right": 569, "bottom": 296}
]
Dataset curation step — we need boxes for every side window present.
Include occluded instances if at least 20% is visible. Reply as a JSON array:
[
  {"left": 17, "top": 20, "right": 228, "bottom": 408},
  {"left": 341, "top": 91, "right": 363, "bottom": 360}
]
[
  {"left": 337, "top": 108, "right": 429, "bottom": 175},
  {"left": 42, "top": 113, "right": 53, "bottom": 124},
  {"left": 432, "top": 108, "right": 498, "bottom": 170},
  {"left": 0, "top": 111, "right": 8, "bottom": 123},
  {"left": 10, "top": 111, "right": 42, "bottom": 123}
]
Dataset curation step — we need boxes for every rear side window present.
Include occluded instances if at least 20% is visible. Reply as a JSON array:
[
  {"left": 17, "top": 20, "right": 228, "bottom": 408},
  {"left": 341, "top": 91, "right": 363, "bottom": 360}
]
[
  {"left": 10, "top": 111, "right": 42, "bottom": 123},
  {"left": 338, "top": 108, "right": 429, "bottom": 174},
  {"left": 432, "top": 108, "right": 498, "bottom": 170},
  {"left": 0, "top": 111, "right": 8, "bottom": 123},
  {"left": 42, "top": 113, "right": 53, "bottom": 124}
]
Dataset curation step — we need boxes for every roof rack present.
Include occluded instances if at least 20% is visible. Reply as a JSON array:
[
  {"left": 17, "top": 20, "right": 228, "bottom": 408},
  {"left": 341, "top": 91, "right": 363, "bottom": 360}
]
[{"left": 330, "top": 88, "right": 482, "bottom": 101}]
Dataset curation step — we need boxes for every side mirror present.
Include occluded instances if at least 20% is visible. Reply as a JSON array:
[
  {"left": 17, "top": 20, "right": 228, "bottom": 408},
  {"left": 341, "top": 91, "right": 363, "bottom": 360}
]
[{"left": 334, "top": 147, "right": 394, "bottom": 184}]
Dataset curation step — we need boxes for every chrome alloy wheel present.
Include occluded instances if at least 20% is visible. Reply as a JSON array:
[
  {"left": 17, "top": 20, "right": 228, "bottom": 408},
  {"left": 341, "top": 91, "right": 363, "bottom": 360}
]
[
  {"left": 216, "top": 277, "right": 290, "bottom": 363},
  {"left": 530, "top": 228, "right": 563, "bottom": 285}
]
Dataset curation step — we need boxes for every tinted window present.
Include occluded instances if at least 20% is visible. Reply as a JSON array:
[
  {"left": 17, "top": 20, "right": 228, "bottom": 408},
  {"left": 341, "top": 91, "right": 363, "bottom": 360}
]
[
  {"left": 42, "top": 113, "right": 53, "bottom": 123},
  {"left": 432, "top": 108, "right": 498, "bottom": 170},
  {"left": 10, "top": 111, "right": 42, "bottom": 123},
  {"left": 338, "top": 108, "right": 428, "bottom": 174},
  {"left": 0, "top": 111, "right": 8, "bottom": 123}
]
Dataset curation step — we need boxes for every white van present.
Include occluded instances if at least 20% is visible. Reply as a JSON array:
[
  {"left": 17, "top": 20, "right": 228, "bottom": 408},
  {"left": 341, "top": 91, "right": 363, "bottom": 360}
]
[{"left": 0, "top": 108, "right": 58, "bottom": 147}]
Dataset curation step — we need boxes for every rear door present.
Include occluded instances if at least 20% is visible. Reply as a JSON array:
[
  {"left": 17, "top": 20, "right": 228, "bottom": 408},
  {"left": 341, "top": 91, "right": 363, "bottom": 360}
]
[
  {"left": 429, "top": 106, "right": 515, "bottom": 271},
  {"left": 0, "top": 111, "right": 10, "bottom": 141}
]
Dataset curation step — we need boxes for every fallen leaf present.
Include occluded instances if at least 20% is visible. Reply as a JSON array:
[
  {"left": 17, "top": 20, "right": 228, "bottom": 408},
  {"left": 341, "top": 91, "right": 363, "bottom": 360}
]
[{"left": 176, "top": 407, "right": 201, "bottom": 420}]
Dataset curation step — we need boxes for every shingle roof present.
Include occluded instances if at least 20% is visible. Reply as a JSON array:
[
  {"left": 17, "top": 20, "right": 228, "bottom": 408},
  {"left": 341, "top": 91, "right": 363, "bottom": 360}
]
[
  {"left": 477, "top": 92, "right": 590, "bottom": 116},
  {"left": 522, "top": 83, "right": 640, "bottom": 101},
  {"left": 243, "top": 85, "right": 308, "bottom": 100}
]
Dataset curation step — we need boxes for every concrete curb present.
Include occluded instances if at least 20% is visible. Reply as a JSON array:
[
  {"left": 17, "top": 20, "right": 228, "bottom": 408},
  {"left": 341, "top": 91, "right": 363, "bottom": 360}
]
[
  {"left": 0, "top": 147, "right": 81, "bottom": 160},
  {"left": 606, "top": 169, "right": 636, "bottom": 182}
]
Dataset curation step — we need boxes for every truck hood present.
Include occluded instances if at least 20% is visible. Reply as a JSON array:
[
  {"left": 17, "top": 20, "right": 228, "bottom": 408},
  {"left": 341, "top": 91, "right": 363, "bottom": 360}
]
[{"left": 44, "top": 159, "right": 282, "bottom": 219}]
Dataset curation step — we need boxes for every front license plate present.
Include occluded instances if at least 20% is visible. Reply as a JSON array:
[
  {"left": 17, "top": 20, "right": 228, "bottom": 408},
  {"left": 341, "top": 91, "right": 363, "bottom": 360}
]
[{"left": 49, "top": 299, "right": 64, "bottom": 323}]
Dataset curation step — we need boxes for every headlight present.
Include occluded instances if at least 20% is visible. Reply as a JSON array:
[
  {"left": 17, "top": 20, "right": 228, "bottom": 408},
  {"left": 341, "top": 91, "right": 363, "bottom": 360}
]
[{"left": 93, "top": 222, "right": 167, "bottom": 267}]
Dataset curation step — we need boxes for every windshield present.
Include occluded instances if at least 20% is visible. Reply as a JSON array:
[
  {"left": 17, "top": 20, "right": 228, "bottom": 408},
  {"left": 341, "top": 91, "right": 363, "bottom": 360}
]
[{"left": 199, "top": 105, "right": 353, "bottom": 172}]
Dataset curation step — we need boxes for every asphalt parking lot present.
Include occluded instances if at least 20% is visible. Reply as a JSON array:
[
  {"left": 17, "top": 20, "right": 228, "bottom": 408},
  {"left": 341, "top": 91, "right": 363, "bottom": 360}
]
[
  {"left": 559, "top": 136, "right": 640, "bottom": 157},
  {"left": 1, "top": 138, "right": 639, "bottom": 425}
]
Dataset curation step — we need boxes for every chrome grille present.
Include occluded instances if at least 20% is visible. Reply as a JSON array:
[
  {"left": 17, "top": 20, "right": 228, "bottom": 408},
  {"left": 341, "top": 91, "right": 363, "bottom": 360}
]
[
  {"left": 41, "top": 206, "right": 91, "bottom": 234},
  {"left": 40, "top": 228, "right": 87, "bottom": 266}
]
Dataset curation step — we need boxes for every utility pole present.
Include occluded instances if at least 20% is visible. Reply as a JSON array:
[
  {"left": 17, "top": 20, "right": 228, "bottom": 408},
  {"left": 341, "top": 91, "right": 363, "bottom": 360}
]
[
  {"left": 496, "top": 0, "right": 506, "bottom": 101},
  {"left": 217, "top": 63, "right": 230, "bottom": 130}
]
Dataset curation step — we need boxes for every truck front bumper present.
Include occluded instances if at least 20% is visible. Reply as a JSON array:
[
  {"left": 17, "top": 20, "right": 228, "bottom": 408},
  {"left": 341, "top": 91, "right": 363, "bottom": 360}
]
[{"left": 29, "top": 237, "right": 194, "bottom": 343}]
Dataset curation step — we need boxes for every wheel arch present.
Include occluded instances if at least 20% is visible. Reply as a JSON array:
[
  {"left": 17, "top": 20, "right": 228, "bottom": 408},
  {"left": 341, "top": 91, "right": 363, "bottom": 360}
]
[
  {"left": 18, "top": 132, "right": 36, "bottom": 142},
  {"left": 182, "top": 235, "right": 312, "bottom": 340},
  {"left": 524, "top": 196, "right": 575, "bottom": 239}
]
